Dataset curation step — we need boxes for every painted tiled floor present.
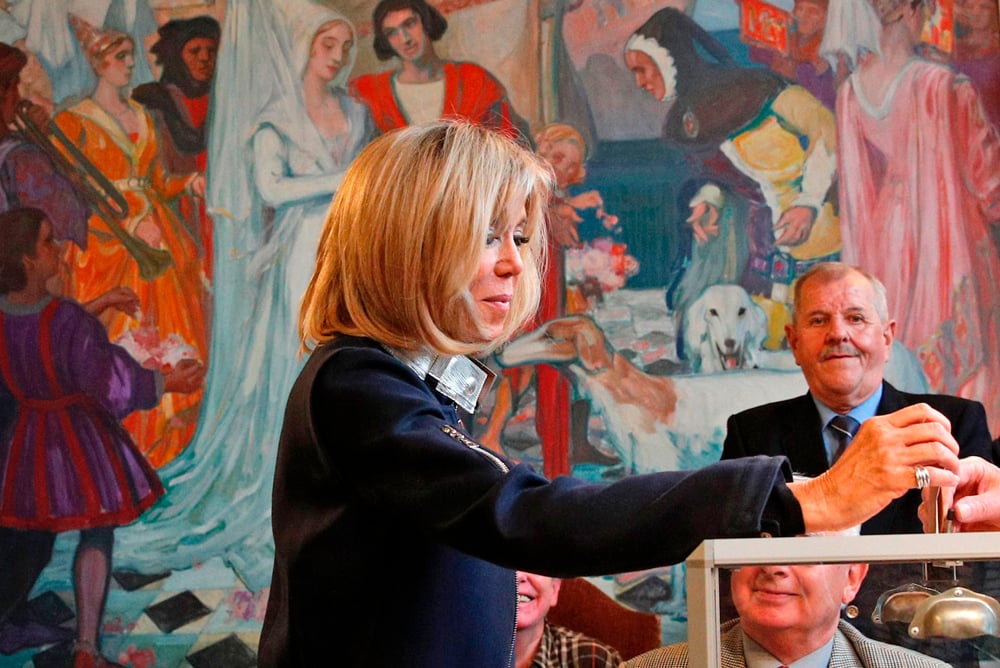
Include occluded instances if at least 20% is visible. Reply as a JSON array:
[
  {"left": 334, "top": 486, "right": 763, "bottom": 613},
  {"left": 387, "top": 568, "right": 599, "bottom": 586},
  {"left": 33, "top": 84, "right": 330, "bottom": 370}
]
[{"left": 0, "top": 558, "right": 266, "bottom": 668}]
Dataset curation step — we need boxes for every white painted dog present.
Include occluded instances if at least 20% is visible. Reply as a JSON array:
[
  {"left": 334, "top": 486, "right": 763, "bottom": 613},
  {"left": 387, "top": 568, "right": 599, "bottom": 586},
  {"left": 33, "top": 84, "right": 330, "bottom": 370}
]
[{"left": 683, "top": 284, "right": 768, "bottom": 372}]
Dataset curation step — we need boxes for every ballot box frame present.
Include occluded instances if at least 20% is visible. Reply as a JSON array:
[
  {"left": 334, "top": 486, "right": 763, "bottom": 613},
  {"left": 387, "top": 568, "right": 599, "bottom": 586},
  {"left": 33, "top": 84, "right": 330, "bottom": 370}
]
[{"left": 686, "top": 532, "right": 1000, "bottom": 667}]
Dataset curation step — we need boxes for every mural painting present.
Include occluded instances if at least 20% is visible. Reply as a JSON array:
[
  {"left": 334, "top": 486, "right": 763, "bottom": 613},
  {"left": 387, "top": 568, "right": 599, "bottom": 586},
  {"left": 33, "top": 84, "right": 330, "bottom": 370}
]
[{"left": 0, "top": 0, "right": 997, "bottom": 665}]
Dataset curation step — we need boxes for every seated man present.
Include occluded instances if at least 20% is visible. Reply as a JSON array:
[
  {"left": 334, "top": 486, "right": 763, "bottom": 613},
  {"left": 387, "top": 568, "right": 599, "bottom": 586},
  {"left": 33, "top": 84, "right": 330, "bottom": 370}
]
[
  {"left": 516, "top": 571, "right": 622, "bottom": 668},
  {"left": 625, "top": 529, "right": 949, "bottom": 667},
  {"left": 720, "top": 261, "right": 994, "bottom": 666}
]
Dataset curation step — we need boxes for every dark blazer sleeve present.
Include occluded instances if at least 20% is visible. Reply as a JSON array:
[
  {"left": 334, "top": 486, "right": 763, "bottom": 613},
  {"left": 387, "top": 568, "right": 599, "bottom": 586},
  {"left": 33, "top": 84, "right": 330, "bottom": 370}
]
[{"left": 292, "top": 342, "right": 806, "bottom": 577}]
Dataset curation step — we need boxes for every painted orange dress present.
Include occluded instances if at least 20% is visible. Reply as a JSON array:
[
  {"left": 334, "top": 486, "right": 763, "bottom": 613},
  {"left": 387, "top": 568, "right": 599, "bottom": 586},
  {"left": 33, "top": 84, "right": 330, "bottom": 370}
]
[{"left": 54, "top": 98, "right": 208, "bottom": 467}]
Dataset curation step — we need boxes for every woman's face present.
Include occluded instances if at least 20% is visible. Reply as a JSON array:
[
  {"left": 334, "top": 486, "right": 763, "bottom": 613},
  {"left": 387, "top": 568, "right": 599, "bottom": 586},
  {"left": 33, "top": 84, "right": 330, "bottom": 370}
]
[
  {"left": 462, "top": 198, "right": 529, "bottom": 343},
  {"left": 625, "top": 49, "right": 667, "bottom": 101},
  {"left": 98, "top": 40, "right": 135, "bottom": 88},
  {"left": 308, "top": 21, "right": 354, "bottom": 83}
]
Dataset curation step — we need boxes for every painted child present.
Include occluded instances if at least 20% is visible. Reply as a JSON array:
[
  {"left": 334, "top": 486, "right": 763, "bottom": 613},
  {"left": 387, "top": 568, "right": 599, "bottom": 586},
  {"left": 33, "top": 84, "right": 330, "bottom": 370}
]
[{"left": 0, "top": 207, "right": 203, "bottom": 667}]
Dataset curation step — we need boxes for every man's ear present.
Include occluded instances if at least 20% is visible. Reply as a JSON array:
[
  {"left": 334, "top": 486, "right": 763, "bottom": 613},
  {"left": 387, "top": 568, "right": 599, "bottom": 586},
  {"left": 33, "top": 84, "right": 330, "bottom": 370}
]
[
  {"left": 785, "top": 322, "right": 802, "bottom": 366},
  {"left": 842, "top": 563, "right": 869, "bottom": 603},
  {"left": 884, "top": 319, "right": 896, "bottom": 347},
  {"left": 550, "top": 578, "right": 561, "bottom": 607}
]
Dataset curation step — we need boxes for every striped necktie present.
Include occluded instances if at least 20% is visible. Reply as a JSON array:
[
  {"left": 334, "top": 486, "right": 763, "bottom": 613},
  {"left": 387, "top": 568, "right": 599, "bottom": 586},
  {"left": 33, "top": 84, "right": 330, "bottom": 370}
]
[{"left": 828, "top": 414, "right": 860, "bottom": 463}]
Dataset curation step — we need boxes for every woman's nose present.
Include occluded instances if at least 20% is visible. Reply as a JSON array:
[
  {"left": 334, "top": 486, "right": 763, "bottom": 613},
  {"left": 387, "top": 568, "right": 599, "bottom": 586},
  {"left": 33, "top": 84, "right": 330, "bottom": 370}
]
[{"left": 496, "top": 238, "right": 524, "bottom": 276}]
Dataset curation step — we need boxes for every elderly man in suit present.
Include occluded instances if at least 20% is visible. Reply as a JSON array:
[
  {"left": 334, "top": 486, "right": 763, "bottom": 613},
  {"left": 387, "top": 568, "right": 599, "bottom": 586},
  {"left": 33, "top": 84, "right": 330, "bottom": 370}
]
[
  {"left": 721, "top": 261, "right": 994, "bottom": 666},
  {"left": 721, "top": 261, "right": 993, "bottom": 531},
  {"left": 624, "top": 528, "right": 949, "bottom": 668}
]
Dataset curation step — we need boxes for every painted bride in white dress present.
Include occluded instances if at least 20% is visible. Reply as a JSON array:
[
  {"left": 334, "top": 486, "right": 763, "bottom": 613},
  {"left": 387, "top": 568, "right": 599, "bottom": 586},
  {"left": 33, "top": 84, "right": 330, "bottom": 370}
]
[{"left": 113, "top": 0, "right": 374, "bottom": 588}]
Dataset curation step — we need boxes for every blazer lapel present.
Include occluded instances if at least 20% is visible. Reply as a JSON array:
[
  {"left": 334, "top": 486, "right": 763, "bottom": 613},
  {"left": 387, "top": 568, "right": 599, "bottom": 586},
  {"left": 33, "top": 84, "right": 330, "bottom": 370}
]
[
  {"left": 863, "top": 382, "right": 908, "bottom": 533},
  {"left": 779, "top": 393, "right": 830, "bottom": 476},
  {"left": 720, "top": 622, "right": 746, "bottom": 668},
  {"left": 829, "top": 625, "right": 865, "bottom": 667}
]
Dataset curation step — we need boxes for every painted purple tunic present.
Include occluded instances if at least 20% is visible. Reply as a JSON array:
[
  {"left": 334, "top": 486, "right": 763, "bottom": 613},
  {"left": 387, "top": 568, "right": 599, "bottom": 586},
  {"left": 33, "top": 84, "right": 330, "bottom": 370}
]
[{"left": 0, "top": 297, "right": 163, "bottom": 531}]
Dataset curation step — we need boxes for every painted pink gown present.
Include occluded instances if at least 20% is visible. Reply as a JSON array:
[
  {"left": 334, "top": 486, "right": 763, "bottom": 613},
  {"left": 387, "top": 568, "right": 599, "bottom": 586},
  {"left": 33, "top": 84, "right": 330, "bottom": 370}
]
[{"left": 838, "top": 58, "right": 1000, "bottom": 432}]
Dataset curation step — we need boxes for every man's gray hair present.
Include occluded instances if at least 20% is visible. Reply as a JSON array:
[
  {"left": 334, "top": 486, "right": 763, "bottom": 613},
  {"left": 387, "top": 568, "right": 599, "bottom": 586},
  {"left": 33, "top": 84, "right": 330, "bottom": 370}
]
[{"left": 792, "top": 261, "right": 890, "bottom": 323}]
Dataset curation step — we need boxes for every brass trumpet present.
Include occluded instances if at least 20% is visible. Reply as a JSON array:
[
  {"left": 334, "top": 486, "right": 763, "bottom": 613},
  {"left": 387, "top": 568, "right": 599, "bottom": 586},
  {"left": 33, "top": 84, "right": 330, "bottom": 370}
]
[{"left": 14, "top": 100, "right": 173, "bottom": 281}]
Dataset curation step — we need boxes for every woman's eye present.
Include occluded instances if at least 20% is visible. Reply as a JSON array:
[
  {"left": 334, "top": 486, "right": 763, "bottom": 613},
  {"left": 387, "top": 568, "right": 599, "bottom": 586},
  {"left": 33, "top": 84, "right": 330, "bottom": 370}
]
[{"left": 514, "top": 234, "right": 530, "bottom": 247}]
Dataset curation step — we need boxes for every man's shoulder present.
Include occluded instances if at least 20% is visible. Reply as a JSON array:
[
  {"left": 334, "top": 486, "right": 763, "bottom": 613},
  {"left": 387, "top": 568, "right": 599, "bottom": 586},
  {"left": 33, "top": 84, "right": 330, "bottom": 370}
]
[
  {"left": 837, "top": 620, "right": 951, "bottom": 667},
  {"left": 349, "top": 70, "right": 394, "bottom": 95},
  {"left": 542, "top": 622, "right": 623, "bottom": 667},
  {"left": 889, "top": 385, "right": 982, "bottom": 413},
  {"left": 0, "top": 135, "right": 54, "bottom": 172},
  {"left": 730, "top": 393, "right": 811, "bottom": 423},
  {"left": 624, "top": 619, "right": 742, "bottom": 668},
  {"left": 445, "top": 60, "right": 504, "bottom": 86},
  {"left": 884, "top": 383, "right": 990, "bottom": 444},
  {"left": 622, "top": 641, "right": 688, "bottom": 668},
  {"left": 131, "top": 81, "right": 171, "bottom": 108}
]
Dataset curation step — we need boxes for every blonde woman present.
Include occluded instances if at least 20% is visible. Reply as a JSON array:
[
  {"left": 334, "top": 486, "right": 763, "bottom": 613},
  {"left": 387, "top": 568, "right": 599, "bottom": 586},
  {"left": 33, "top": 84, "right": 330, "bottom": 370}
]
[{"left": 259, "top": 121, "right": 962, "bottom": 666}]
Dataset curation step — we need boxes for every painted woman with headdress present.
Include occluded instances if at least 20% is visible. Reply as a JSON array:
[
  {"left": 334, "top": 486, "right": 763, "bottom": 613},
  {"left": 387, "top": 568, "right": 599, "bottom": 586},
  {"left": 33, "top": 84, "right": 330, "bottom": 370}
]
[
  {"left": 830, "top": 0, "right": 1000, "bottom": 434},
  {"left": 54, "top": 15, "right": 208, "bottom": 468},
  {"left": 111, "top": 0, "right": 374, "bottom": 589}
]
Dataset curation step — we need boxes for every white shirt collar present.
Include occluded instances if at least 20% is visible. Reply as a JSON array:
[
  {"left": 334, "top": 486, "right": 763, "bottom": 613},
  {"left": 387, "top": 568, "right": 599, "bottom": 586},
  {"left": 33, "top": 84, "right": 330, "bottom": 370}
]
[
  {"left": 741, "top": 627, "right": 835, "bottom": 668},
  {"left": 384, "top": 346, "right": 495, "bottom": 414}
]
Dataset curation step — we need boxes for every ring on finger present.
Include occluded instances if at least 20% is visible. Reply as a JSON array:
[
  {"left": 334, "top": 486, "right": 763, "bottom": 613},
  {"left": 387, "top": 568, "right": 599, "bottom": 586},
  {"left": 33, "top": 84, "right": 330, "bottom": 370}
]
[{"left": 914, "top": 465, "right": 930, "bottom": 490}]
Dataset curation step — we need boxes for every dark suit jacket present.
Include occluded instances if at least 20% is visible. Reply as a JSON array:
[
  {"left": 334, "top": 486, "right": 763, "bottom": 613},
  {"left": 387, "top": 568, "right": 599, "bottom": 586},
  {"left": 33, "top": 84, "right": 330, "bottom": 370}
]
[
  {"left": 720, "top": 381, "right": 994, "bottom": 667},
  {"left": 721, "top": 381, "right": 993, "bottom": 535}
]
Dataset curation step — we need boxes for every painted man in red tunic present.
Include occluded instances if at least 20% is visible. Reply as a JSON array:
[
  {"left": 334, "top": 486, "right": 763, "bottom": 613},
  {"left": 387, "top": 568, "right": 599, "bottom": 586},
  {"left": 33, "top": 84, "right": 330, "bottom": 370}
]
[
  {"left": 132, "top": 16, "right": 219, "bottom": 278},
  {"left": 350, "top": 0, "right": 530, "bottom": 143}
]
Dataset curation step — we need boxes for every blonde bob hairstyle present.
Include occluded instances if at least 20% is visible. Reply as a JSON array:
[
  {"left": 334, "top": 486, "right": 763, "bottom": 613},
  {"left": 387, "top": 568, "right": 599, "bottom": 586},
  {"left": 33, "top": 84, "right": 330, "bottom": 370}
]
[{"left": 300, "top": 121, "right": 553, "bottom": 356}]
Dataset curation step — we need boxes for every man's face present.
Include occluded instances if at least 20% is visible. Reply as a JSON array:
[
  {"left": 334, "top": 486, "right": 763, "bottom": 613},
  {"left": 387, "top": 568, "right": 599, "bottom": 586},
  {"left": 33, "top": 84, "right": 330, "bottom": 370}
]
[
  {"left": 625, "top": 49, "right": 666, "bottom": 101},
  {"left": 792, "top": 0, "right": 827, "bottom": 40},
  {"left": 382, "top": 9, "right": 427, "bottom": 62},
  {"left": 516, "top": 572, "right": 561, "bottom": 632},
  {"left": 181, "top": 36, "right": 218, "bottom": 83},
  {"left": 786, "top": 271, "right": 894, "bottom": 413},
  {"left": 959, "top": 0, "right": 999, "bottom": 31},
  {"left": 731, "top": 562, "right": 867, "bottom": 654},
  {"left": 27, "top": 219, "right": 63, "bottom": 282}
]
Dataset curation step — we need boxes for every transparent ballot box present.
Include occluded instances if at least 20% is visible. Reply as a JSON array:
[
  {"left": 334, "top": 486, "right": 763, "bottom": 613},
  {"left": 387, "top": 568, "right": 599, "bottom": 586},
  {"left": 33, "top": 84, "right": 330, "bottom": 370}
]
[{"left": 686, "top": 532, "right": 1000, "bottom": 668}]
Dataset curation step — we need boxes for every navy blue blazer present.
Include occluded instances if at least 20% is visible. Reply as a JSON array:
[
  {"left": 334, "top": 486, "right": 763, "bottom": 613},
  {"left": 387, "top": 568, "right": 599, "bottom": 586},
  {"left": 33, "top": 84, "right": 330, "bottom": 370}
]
[
  {"left": 720, "top": 382, "right": 994, "bottom": 667},
  {"left": 721, "top": 381, "right": 993, "bottom": 534},
  {"left": 260, "top": 336, "right": 807, "bottom": 667}
]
